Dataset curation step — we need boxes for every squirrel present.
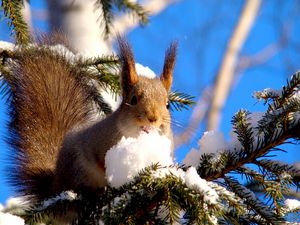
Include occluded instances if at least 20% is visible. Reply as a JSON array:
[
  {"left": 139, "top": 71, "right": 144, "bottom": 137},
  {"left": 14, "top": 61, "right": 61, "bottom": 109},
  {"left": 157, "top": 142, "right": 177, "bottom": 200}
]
[{"left": 8, "top": 37, "right": 177, "bottom": 202}]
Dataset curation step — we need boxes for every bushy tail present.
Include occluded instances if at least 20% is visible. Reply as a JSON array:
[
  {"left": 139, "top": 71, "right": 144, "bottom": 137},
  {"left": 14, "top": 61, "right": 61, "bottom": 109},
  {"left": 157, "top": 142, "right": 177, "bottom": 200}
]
[{"left": 8, "top": 48, "right": 93, "bottom": 200}]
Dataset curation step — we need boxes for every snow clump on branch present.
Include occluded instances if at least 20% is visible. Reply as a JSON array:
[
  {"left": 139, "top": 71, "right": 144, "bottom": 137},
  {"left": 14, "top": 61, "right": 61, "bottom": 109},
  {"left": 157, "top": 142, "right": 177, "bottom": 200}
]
[
  {"left": 183, "top": 130, "right": 227, "bottom": 167},
  {"left": 105, "top": 130, "right": 221, "bottom": 205},
  {"left": 0, "top": 212, "right": 24, "bottom": 225},
  {"left": 0, "top": 196, "right": 28, "bottom": 225},
  {"left": 284, "top": 198, "right": 300, "bottom": 211},
  {"left": 105, "top": 130, "right": 173, "bottom": 188}
]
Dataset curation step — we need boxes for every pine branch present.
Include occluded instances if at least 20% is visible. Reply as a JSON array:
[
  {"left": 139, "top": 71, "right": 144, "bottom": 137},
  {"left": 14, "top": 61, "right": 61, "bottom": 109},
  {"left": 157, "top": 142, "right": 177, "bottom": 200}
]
[
  {"left": 77, "top": 58, "right": 121, "bottom": 96},
  {"left": 192, "top": 72, "right": 300, "bottom": 222},
  {"left": 1, "top": 44, "right": 194, "bottom": 117},
  {"left": 164, "top": 186, "right": 181, "bottom": 224},
  {"left": 246, "top": 179, "right": 300, "bottom": 203},
  {"left": 0, "top": 48, "right": 15, "bottom": 80},
  {"left": 87, "top": 85, "right": 113, "bottom": 115},
  {"left": 114, "top": 0, "right": 148, "bottom": 25},
  {"left": 169, "top": 91, "right": 195, "bottom": 111},
  {"left": 96, "top": 0, "right": 149, "bottom": 37},
  {"left": 256, "top": 159, "right": 300, "bottom": 185},
  {"left": 197, "top": 100, "right": 300, "bottom": 181},
  {"left": 197, "top": 126, "right": 295, "bottom": 181},
  {"left": 98, "top": 0, "right": 114, "bottom": 37},
  {"left": 23, "top": 191, "right": 80, "bottom": 225},
  {"left": 280, "top": 71, "right": 300, "bottom": 106},
  {"left": 15, "top": 163, "right": 297, "bottom": 224},
  {"left": 0, "top": 49, "right": 17, "bottom": 101},
  {"left": 0, "top": 46, "right": 115, "bottom": 115},
  {"left": 255, "top": 71, "right": 300, "bottom": 113},
  {"left": 236, "top": 166, "right": 296, "bottom": 214},
  {"left": 76, "top": 55, "right": 119, "bottom": 67},
  {"left": 1, "top": 0, "right": 30, "bottom": 44},
  {"left": 225, "top": 177, "right": 282, "bottom": 224},
  {"left": 254, "top": 88, "right": 281, "bottom": 104},
  {"left": 231, "top": 110, "right": 254, "bottom": 152},
  {"left": 19, "top": 165, "right": 248, "bottom": 224}
]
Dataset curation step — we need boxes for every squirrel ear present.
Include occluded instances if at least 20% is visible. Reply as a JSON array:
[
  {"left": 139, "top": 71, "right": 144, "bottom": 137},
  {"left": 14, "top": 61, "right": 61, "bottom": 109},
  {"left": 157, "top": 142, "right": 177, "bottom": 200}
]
[
  {"left": 118, "top": 37, "right": 138, "bottom": 96},
  {"left": 160, "top": 42, "right": 177, "bottom": 92}
]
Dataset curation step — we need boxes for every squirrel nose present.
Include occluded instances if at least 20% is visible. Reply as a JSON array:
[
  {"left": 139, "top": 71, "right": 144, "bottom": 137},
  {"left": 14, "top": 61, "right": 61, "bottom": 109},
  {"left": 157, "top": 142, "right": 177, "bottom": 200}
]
[{"left": 148, "top": 116, "right": 157, "bottom": 123}]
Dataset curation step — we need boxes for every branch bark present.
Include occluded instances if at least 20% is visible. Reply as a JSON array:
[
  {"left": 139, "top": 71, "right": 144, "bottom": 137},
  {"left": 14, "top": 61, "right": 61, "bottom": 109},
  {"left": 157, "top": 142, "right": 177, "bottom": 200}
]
[
  {"left": 202, "top": 124, "right": 299, "bottom": 181},
  {"left": 207, "top": 0, "right": 261, "bottom": 131}
]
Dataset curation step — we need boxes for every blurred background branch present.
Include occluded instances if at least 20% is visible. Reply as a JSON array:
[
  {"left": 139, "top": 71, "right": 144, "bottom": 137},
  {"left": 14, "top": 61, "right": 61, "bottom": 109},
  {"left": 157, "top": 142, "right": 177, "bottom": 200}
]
[{"left": 207, "top": 0, "right": 261, "bottom": 131}]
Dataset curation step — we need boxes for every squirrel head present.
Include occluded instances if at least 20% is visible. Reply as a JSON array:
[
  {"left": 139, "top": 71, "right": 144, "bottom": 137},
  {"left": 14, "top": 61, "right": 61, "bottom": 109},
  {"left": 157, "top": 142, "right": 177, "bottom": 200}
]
[{"left": 117, "top": 38, "right": 177, "bottom": 137}]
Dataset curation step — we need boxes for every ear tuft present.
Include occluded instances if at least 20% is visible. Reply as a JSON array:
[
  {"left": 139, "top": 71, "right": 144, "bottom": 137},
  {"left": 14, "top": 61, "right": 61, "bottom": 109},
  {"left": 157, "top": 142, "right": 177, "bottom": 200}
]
[
  {"left": 161, "top": 42, "right": 177, "bottom": 92},
  {"left": 117, "top": 36, "right": 138, "bottom": 97}
]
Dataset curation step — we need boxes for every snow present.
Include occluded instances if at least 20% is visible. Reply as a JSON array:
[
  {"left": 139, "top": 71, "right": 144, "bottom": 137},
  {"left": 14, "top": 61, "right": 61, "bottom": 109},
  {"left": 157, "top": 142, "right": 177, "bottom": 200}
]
[
  {"left": 0, "top": 212, "right": 24, "bottom": 225},
  {"left": 182, "top": 148, "right": 201, "bottom": 167},
  {"left": 199, "top": 131, "right": 228, "bottom": 154},
  {"left": 48, "top": 45, "right": 158, "bottom": 80},
  {"left": 280, "top": 172, "right": 292, "bottom": 180},
  {"left": 0, "top": 41, "right": 15, "bottom": 51},
  {"left": 100, "top": 89, "right": 121, "bottom": 111},
  {"left": 291, "top": 89, "right": 300, "bottom": 100},
  {"left": 135, "top": 63, "right": 156, "bottom": 78},
  {"left": 208, "top": 215, "right": 218, "bottom": 225},
  {"left": 48, "top": 44, "right": 77, "bottom": 62},
  {"left": 284, "top": 199, "right": 300, "bottom": 211},
  {"left": 183, "top": 130, "right": 227, "bottom": 166},
  {"left": 254, "top": 88, "right": 281, "bottom": 99},
  {"left": 248, "top": 111, "right": 264, "bottom": 128},
  {"left": 151, "top": 166, "right": 185, "bottom": 180},
  {"left": 294, "top": 162, "right": 300, "bottom": 170},
  {"left": 105, "top": 129, "right": 220, "bottom": 207},
  {"left": 0, "top": 197, "right": 27, "bottom": 225},
  {"left": 40, "top": 191, "right": 78, "bottom": 210},
  {"left": 105, "top": 130, "right": 173, "bottom": 187},
  {"left": 184, "top": 167, "right": 219, "bottom": 204}
]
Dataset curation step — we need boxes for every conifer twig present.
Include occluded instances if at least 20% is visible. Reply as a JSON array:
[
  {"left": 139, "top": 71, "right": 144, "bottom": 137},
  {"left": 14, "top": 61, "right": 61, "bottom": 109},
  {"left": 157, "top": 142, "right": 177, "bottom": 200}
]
[{"left": 1, "top": 0, "right": 31, "bottom": 44}]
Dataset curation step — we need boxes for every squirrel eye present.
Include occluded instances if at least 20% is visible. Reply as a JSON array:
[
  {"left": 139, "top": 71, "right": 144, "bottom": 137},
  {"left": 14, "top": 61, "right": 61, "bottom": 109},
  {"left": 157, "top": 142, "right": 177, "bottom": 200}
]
[
  {"left": 130, "top": 95, "right": 138, "bottom": 105},
  {"left": 166, "top": 101, "right": 170, "bottom": 109}
]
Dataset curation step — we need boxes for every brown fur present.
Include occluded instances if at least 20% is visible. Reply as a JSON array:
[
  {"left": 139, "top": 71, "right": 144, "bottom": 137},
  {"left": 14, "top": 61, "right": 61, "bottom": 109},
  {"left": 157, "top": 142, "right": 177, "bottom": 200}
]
[
  {"left": 8, "top": 38, "right": 177, "bottom": 201},
  {"left": 161, "top": 42, "right": 177, "bottom": 92},
  {"left": 117, "top": 36, "right": 139, "bottom": 97},
  {"left": 9, "top": 48, "right": 93, "bottom": 200},
  {"left": 54, "top": 39, "right": 176, "bottom": 193}
]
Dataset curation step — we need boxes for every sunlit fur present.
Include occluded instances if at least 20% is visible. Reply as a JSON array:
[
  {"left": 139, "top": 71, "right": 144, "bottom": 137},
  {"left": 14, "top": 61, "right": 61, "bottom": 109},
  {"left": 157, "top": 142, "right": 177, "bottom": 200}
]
[{"left": 9, "top": 37, "right": 177, "bottom": 204}]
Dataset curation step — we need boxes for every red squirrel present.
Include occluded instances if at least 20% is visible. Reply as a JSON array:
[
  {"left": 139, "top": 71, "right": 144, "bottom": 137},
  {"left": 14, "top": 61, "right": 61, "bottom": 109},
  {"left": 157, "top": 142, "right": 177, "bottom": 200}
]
[{"left": 8, "top": 38, "right": 177, "bottom": 201}]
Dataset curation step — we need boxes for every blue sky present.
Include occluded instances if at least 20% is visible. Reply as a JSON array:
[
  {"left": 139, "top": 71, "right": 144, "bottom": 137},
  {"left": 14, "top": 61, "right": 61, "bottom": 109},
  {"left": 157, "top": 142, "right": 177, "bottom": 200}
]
[{"left": 0, "top": 0, "right": 300, "bottom": 203}]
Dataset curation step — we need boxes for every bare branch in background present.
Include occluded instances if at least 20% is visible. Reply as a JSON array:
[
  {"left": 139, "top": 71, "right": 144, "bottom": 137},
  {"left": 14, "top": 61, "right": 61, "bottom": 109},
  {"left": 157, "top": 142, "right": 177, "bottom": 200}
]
[
  {"left": 207, "top": 0, "right": 261, "bottom": 131},
  {"left": 174, "top": 87, "right": 212, "bottom": 149},
  {"left": 236, "top": 22, "right": 290, "bottom": 76},
  {"left": 237, "top": 43, "right": 279, "bottom": 74},
  {"left": 21, "top": 0, "right": 32, "bottom": 32},
  {"left": 31, "top": 9, "right": 49, "bottom": 21}
]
